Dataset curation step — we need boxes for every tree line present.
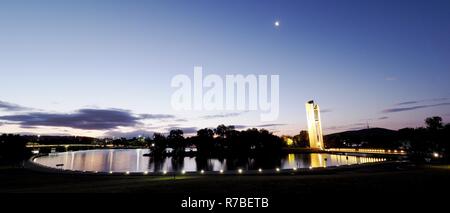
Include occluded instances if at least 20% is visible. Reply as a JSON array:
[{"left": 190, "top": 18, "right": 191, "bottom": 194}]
[{"left": 136, "top": 125, "right": 284, "bottom": 157}]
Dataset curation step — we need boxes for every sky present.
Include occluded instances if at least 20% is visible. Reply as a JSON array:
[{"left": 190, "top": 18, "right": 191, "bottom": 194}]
[{"left": 0, "top": 0, "right": 449, "bottom": 138}]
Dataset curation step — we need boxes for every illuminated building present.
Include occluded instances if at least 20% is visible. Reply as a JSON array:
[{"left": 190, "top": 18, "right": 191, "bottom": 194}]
[
  {"left": 305, "top": 100, "right": 324, "bottom": 150},
  {"left": 282, "top": 136, "right": 294, "bottom": 146}
]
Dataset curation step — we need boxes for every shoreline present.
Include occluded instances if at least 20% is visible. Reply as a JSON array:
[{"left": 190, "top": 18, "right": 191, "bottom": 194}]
[{"left": 26, "top": 151, "right": 401, "bottom": 176}]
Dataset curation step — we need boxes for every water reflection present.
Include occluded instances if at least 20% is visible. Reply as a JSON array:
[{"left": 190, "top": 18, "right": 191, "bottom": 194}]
[{"left": 34, "top": 149, "right": 386, "bottom": 173}]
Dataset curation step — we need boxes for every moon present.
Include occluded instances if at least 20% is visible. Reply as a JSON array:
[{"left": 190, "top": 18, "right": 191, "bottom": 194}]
[{"left": 274, "top": 21, "right": 280, "bottom": 28}]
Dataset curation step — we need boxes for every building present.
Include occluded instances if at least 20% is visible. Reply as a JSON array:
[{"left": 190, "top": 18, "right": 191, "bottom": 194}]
[
  {"left": 281, "top": 135, "right": 294, "bottom": 146},
  {"left": 305, "top": 100, "right": 324, "bottom": 150}
]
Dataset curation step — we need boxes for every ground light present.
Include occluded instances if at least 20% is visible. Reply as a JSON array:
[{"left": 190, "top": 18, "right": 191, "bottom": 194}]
[
  {"left": 200, "top": 170, "right": 204, "bottom": 174},
  {"left": 293, "top": 167, "right": 297, "bottom": 171},
  {"left": 163, "top": 170, "right": 167, "bottom": 175},
  {"left": 309, "top": 166, "right": 313, "bottom": 170},
  {"left": 276, "top": 168, "right": 280, "bottom": 172},
  {"left": 143, "top": 171, "right": 148, "bottom": 175},
  {"left": 238, "top": 169, "right": 243, "bottom": 174},
  {"left": 433, "top": 152, "right": 439, "bottom": 158},
  {"left": 258, "top": 168, "right": 262, "bottom": 173},
  {"left": 125, "top": 171, "right": 130, "bottom": 175},
  {"left": 219, "top": 169, "right": 224, "bottom": 174},
  {"left": 109, "top": 171, "right": 113, "bottom": 174},
  {"left": 181, "top": 170, "right": 186, "bottom": 174}
]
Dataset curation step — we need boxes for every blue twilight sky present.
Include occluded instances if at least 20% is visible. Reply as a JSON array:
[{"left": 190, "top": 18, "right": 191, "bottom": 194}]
[{"left": 0, "top": 0, "right": 449, "bottom": 138}]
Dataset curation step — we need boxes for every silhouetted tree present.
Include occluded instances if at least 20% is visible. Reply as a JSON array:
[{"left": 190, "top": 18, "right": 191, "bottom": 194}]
[
  {"left": 214, "top": 125, "right": 235, "bottom": 138},
  {"left": 397, "top": 116, "right": 449, "bottom": 161},
  {"left": 426, "top": 116, "right": 443, "bottom": 130},
  {"left": 167, "top": 129, "right": 184, "bottom": 153},
  {"left": 152, "top": 133, "right": 167, "bottom": 155},
  {"left": 0, "top": 134, "right": 28, "bottom": 160},
  {"left": 195, "top": 128, "right": 214, "bottom": 155},
  {"left": 293, "top": 130, "right": 309, "bottom": 147}
]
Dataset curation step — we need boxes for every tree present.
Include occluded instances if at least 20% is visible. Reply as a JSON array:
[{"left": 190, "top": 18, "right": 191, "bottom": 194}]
[
  {"left": 293, "top": 130, "right": 309, "bottom": 147},
  {"left": 214, "top": 125, "right": 235, "bottom": 138},
  {"left": 0, "top": 134, "right": 28, "bottom": 160},
  {"left": 195, "top": 128, "right": 215, "bottom": 154},
  {"left": 167, "top": 129, "right": 185, "bottom": 152},
  {"left": 425, "top": 116, "right": 443, "bottom": 130},
  {"left": 152, "top": 133, "right": 167, "bottom": 155},
  {"left": 197, "top": 128, "right": 214, "bottom": 139},
  {"left": 214, "top": 124, "right": 227, "bottom": 138},
  {"left": 168, "top": 129, "right": 184, "bottom": 141}
]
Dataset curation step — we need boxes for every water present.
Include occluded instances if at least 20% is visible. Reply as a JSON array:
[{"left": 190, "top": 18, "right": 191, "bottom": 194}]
[{"left": 33, "top": 149, "right": 386, "bottom": 173}]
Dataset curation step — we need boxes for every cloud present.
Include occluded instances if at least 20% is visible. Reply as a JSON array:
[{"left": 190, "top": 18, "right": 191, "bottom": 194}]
[
  {"left": 395, "top": 98, "right": 449, "bottom": 106},
  {"left": 0, "top": 100, "right": 30, "bottom": 111},
  {"left": 105, "top": 126, "right": 199, "bottom": 138},
  {"left": 174, "top": 118, "right": 188, "bottom": 122},
  {"left": 139, "top": 114, "right": 175, "bottom": 119},
  {"left": 382, "top": 103, "right": 450, "bottom": 113},
  {"left": 320, "top": 109, "right": 332, "bottom": 113},
  {"left": 256, "top": 123, "right": 287, "bottom": 128},
  {"left": 0, "top": 108, "right": 141, "bottom": 130},
  {"left": 20, "top": 125, "right": 38, "bottom": 129},
  {"left": 378, "top": 116, "right": 389, "bottom": 120},
  {"left": 168, "top": 127, "right": 198, "bottom": 134},
  {"left": 396, "top": 101, "right": 418, "bottom": 106},
  {"left": 225, "top": 123, "right": 286, "bottom": 130},
  {"left": 232, "top": 125, "right": 248, "bottom": 129},
  {"left": 103, "top": 130, "right": 156, "bottom": 138},
  {"left": 325, "top": 122, "right": 367, "bottom": 131},
  {"left": 201, "top": 112, "right": 245, "bottom": 119}
]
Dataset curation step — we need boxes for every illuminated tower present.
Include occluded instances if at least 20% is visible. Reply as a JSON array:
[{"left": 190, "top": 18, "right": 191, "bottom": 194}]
[{"left": 305, "top": 100, "right": 324, "bottom": 150}]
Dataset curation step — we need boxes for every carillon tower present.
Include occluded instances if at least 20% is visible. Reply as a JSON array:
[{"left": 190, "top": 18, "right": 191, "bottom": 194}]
[{"left": 305, "top": 100, "right": 324, "bottom": 150}]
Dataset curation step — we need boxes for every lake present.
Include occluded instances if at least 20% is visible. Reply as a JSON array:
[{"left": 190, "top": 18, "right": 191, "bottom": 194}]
[{"left": 33, "top": 149, "right": 386, "bottom": 173}]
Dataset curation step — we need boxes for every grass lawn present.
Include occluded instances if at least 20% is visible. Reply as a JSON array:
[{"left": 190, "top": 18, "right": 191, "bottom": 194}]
[
  {"left": 0, "top": 162, "right": 448, "bottom": 193},
  {"left": 0, "top": 162, "right": 449, "bottom": 210}
]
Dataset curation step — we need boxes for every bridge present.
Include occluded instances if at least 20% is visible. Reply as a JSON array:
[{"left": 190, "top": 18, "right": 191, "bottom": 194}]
[
  {"left": 26, "top": 144, "right": 107, "bottom": 148},
  {"left": 326, "top": 148, "right": 406, "bottom": 155}
]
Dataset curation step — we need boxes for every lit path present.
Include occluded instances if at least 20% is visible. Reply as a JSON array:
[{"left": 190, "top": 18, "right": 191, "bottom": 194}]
[
  {"left": 25, "top": 155, "right": 400, "bottom": 176},
  {"left": 326, "top": 148, "right": 407, "bottom": 155},
  {"left": 26, "top": 144, "right": 104, "bottom": 148}
]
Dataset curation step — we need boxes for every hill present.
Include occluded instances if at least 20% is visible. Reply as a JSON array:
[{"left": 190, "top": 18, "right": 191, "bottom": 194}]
[{"left": 324, "top": 128, "right": 400, "bottom": 148}]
